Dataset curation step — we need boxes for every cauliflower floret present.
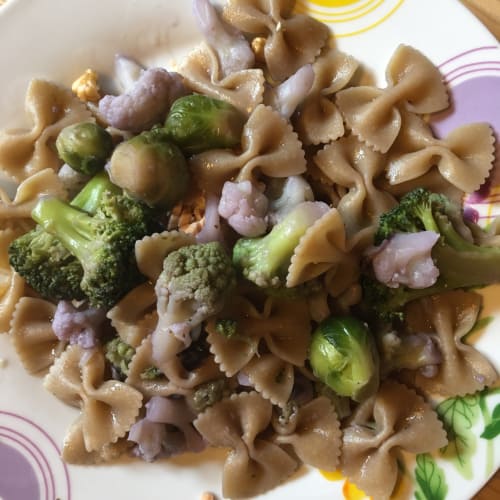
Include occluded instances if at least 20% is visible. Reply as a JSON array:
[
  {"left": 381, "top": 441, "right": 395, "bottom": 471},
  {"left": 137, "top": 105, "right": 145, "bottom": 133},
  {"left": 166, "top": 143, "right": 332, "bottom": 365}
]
[
  {"left": 98, "top": 68, "right": 187, "bottom": 133},
  {"left": 218, "top": 180, "right": 269, "bottom": 237},
  {"left": 151, "top": 242, "right": 236, "bottom": 363}
]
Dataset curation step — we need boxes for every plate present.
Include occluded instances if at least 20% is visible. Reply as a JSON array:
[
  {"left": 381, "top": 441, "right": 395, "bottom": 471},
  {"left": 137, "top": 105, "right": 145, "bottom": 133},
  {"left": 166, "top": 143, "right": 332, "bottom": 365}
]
[{"left": 0, "top": 1, "right": 499, "bottom": 499}]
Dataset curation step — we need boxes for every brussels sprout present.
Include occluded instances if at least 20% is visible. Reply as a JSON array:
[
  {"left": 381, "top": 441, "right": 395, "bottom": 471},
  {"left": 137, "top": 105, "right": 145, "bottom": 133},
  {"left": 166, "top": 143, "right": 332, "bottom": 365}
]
[
  {"left": 308, "top": 316, "right": 379, "bottom": 402},
  {"left": 56, "top": 122, "right": 113, "bottom": 175},
  {"left": 108, "top": 130, "right": 189, "bottom": 208},
  {"left": 163, "top": 94, "right": 246, "bottom": 154}
]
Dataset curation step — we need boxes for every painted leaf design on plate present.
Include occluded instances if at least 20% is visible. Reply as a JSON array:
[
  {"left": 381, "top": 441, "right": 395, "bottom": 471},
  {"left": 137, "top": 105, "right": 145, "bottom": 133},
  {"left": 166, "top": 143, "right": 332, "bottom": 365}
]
[
  {"left": 414, "top": 453, "right": 448, "bottom": 500},
  {"left": 435, "top": 393, "right": 481, "bottom": 479},
  {"left": 480, "top": 403, "right": 500, "bottom": 440}
]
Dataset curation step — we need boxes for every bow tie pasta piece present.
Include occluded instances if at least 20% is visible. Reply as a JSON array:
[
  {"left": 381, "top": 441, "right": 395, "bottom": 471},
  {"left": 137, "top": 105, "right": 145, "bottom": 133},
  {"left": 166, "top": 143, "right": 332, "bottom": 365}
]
[
  {"left": 61, "top": 418, "right": 131, "bottom": 465},
  {"left": 336, "top": 45, "right": 448, "bottom": 153},
  {"left": 386, "top": 112, "right": 495, "bottom": 193},
  {"left": 189, "top": 104, "right": 306, "bottom": 192},
  {"left": 0, "top": 168, "right": 67, "bottom": 231},
  {"left": 194, "top": 391, "right": 297, "bottom": 498},
  {"left": 241, "top": 354, "right": 294, "bottom": 407},
  {"left": 207, "top": 296, "right": 311, "bottom": 405},
  {"left": 294, "top": 48, "right": 359, "bottom": 146},
  {"left": 0, "top": 228, "right": 26, "bottom": 333},
  {"left": 274, "top": 396, "right": 341, "bottom": 471},
  {"left": 178, "top": 44, "right": 265, "bottom": 115},
  {"left": 287, "top": 207, "right": 347, "bottom": 288},
  {"left": 126, "top": 336, "right": 222, "bottom": 396},
  {"left": 404, "top": 290, "right": 498, "bottom": 397},
  {"left": 44, "top": 345, "right": 143, "bottom": 454},
  {"left": 222, "top": 0, "right": 330, "bottom": 82},
  {"left": 341, "top": 380, "right": 448, "bottom": 500},
  {"left": 313, "top": 136, "right": 397, "bottom": 241},
  {"left": 135, "top": 230, "right": 196, "bottom": 283},
  {"left": 0, "top": 79, "right": 93, "bottom": 182},
  {"left": 106, "top": 282, "right": 158, "bottom": 348},
  {"left": 9, "top": 297, "right": 65, "bottom": 375}
]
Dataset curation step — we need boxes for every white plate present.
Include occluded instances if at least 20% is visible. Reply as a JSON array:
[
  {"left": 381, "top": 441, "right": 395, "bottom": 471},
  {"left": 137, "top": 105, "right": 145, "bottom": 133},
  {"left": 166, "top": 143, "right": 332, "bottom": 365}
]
[{"left": 0, "top": 1, "right": 499, "bottom": 499}]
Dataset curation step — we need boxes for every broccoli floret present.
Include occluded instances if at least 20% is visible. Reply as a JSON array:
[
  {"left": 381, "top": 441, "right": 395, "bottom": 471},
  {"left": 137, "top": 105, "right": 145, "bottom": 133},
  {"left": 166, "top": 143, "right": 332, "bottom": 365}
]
[
  {"left": 189, "top": 379, "right": 229, "bottom": 412},
  {"left": 154, "top": 242, "right": 236, "bottom": 344},
  {"left": 8, "top": 171, "right": 120, "bottom": 302},
  {"left": 9, "top": 228, "right": 86, "bottom": 301},
  {"left": 232, "top": 201, "right": 328, "bottom": 288},
  {"left": 105, "top": 337, "right": 135, "bottom": 377},
  {"left": 105, "top": 337, "right": 160, "bottom": 379},
  {"left": 31, "top": 197, "right": 147, "bottom": 308},
  {"left": 215, "top": 318, "right": 238, "bottom": 338},
  {"left": 364, "top": 188, "right": 500, "bottom": 321}
]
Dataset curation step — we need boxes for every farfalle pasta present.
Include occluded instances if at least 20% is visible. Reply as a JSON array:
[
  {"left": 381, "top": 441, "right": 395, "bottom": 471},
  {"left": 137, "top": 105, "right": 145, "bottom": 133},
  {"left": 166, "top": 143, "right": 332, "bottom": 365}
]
[
  {"left": 404, "top": 290, "right": 498, "bottom": 397},
  {"left": 386, "top": 111, "right": 495, "bottom": 193},
  {"left": 0, "top": 168, "right": 67, "bottom": 230},
  {"left": 0, "top": 0, "right": 499, "bottom": 498},
  {"left": 341, "top": 380, "right": 448, "bottom": 500},
  {"left": 44, "top": 346, "right": 143, "bottom": 458},
  {"left": 222, "top": 0, "right": 330, "bottom": 82},
  {"left": 189, "top": 104, "right": 306, "bottom": 192},
  {"left": 0, "top": 79, "right": 92, "bottom": 182},
  {"left": 178, "top": 44, "right": 265, "bottom": 114},
  {"left": 194, "top": 391, "right": 298, "bottom": 498},
  {"left": 9, "top": 296, "right": 65, "bottom": 375},
  {"left": 336, "top": 45, "right": 448, "bottom": 153},
  {"left": 294, "top": 48, "right": 359, "bottom": 146}
]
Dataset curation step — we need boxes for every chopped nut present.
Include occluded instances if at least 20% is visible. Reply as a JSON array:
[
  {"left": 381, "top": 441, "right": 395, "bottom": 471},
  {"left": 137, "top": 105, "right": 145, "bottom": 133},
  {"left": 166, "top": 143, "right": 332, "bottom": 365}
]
[
  {"left": 251, "top": 36, "right": 266, "bottom": 63},
  {"left": 168, "top": 189, "right": 206, "bottom": 236},
  {"left": 71, "top": 69, "right": 101, "bottom": 102},
  {"left": 200, "top": 493, "right": 216, "bottom": 500}
]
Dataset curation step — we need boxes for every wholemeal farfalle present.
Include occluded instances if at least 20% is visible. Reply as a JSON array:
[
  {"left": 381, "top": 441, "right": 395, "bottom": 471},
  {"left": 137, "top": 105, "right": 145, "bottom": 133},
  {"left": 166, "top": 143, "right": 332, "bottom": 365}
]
[
  {"left": 222, "top": 0, "right": 329, "bottom": 82},
  {"left": 294, "top": 48, "right": 359, "bottom": 145},
  {"left": 0, "top": 168, "right": 67, "bottom": 231},
  {"left": 386, "top": 112, "right": 495, "bottom": 193},
  {"left": 0, "top": 228, "right": 26, "bottom": 333},
  {"left": 242, "top": 353, "right": 294, "bottom": 407},
  {"left": 287, "top": 207, "right": 347, "bottom": 287},
  {"left": 189, "top": 104, "right": 306, "bottom": 192},
  {"left": 336, "top": 45, "right": 448, "bottom": 153},
  {"left": 341, "top": 380, "right": 448, "bottom": 500},
  {"left": 274, "top": 396, "right": 341, "bottom": 471},
  {"left": 135, "top": 230, "right": 196, "bottom": 283},
  {"left": 9, "top": 296, "right": 65, "bottom": 375},
  {"left": 404, "top": 290, "right": 498, "bottom": 397},
  {"left": 194, "top": 391, "right": 297, "bottom": 498},
  {"left": 0, "top": 79, "right": 93, "bottom": 182},
  {"left": 314, "top": 136, "right": 397, "bottom": 239},
  {"left": 178, "top": 43, "right": 265, "bottom": 115},
  {"left": 107, "top": 282, "right": 158, "bottom": 348},
  {"left": 44, "top": 345, "right": 143, "bottom": 453}
]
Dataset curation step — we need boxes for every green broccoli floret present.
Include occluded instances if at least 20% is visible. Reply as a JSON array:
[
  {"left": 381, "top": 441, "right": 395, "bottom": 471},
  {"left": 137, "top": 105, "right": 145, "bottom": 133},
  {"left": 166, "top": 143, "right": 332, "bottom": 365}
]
[
  {"left": 215, "top": 318, "right": 238, "bottom": 338},
  {"left": 232, "top": 202, "right": 327, "bottom": 288},
  {"left": 105, "top": 337, "right": 161, "bottom": 380},
  {"left": 31, "top": 197, "right": 147, "bottom": 308},
  {"left": 155, "top": 242, "right": 236, "bottom": 340},
  {"left": 189, "top": 379, "right": 229, "bottom": 412},
  {"left": 105, "top": 337, "right": 135, "bottom": 377},
  {"left": 8, "top": 171, "right": 120, "bottom": 302},
  {"left": 364, "top": 187, "right": 500, "bottom": 321}
]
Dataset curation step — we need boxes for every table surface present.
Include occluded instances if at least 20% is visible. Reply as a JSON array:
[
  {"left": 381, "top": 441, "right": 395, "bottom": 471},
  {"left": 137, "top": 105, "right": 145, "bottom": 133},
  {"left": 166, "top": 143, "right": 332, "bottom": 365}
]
[{"left": 0, "top": 0, "right": 498, "bottom": 498}]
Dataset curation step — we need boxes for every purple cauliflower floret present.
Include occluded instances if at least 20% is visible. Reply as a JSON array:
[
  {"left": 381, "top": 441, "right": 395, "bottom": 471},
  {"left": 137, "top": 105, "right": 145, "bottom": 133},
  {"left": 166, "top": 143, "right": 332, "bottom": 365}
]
[
  {"left": 218, "top": 180, "right": 269, "bottom": 237},
  {"left": 193, "top": 0, "right": 254, "bottom": 77},
  {"left": 98, "top": 68, "right": 187, "bottom": 132},
  {"left": 51, "top": 300, "right": 106, "bottom": 349}
]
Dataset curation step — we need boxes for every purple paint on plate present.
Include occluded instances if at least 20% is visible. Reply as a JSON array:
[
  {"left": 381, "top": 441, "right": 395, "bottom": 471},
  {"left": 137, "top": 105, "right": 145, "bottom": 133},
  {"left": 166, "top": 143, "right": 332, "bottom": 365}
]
[
  {"left": 0, "top": 441, "right": 40, "bottom": 500},
  {"left": 431, "top": 75, "right": 500, "bottom": 193}
]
